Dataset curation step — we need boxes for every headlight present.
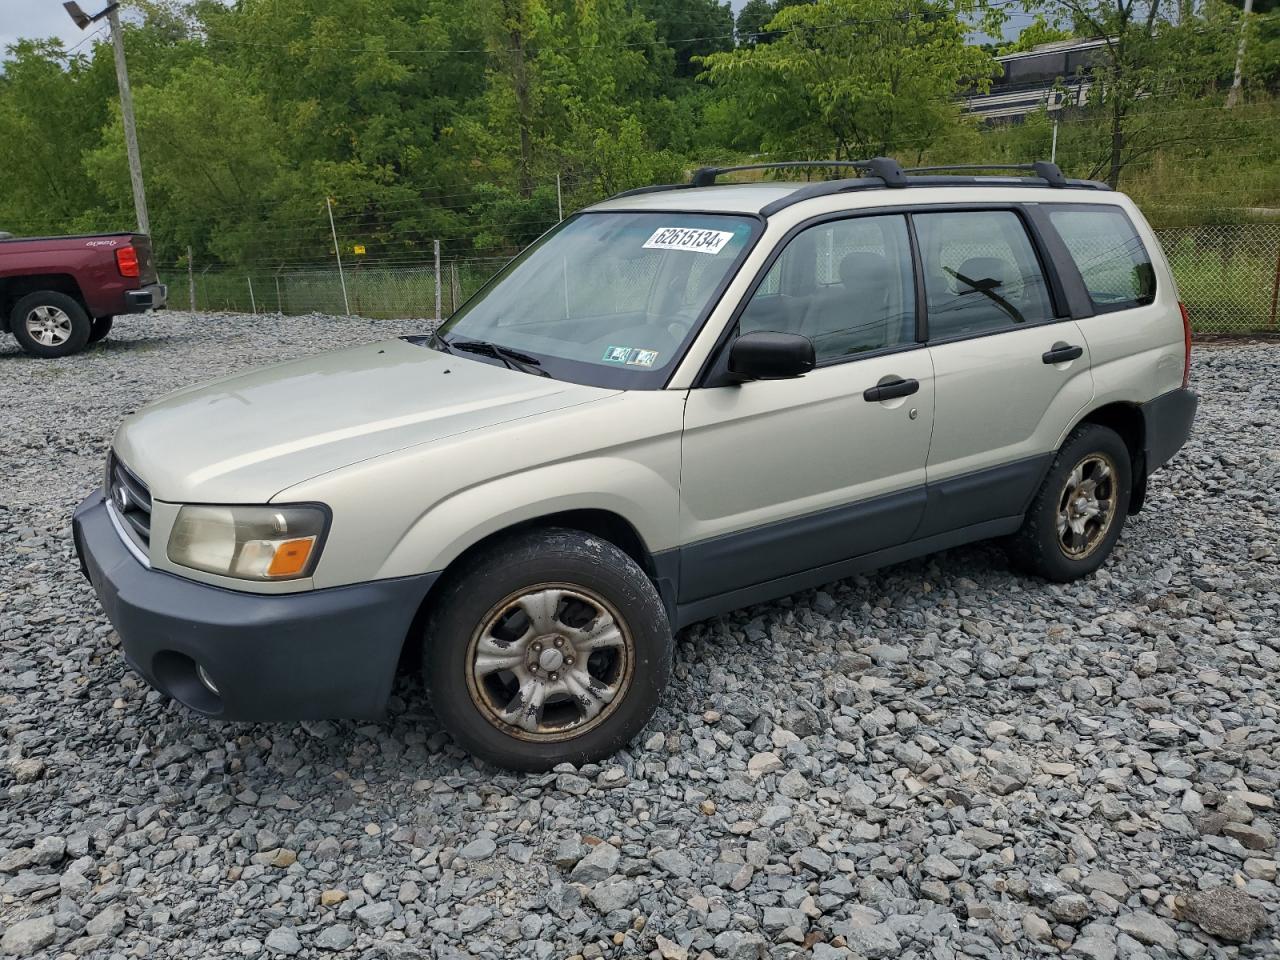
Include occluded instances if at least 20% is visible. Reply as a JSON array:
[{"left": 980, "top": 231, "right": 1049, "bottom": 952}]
[{"left": 167, "top": 504, "right": 328, "bottom": 581}]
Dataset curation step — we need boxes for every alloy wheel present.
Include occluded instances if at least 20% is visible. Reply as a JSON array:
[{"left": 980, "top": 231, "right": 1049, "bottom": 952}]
[
  {"left": 25, "top": 305, "right": 74, "bottom": 347},
  {"left": 1056, "top": 452, "right": 1118, "bottom": 560},
  {"left": 465, "top": 583, "right": 634, "bottom": 742}
]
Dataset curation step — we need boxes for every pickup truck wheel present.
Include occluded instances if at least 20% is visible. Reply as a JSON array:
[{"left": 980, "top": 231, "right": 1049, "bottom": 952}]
[
  {"left": 11, "top": 291, "right": 92, "bottom": 358},
  {"left": 87, "top": 316, "right": 114, "bottom": 345},
  {"left": 422, "top": 528, "right": 672, "bottom": 771},
  {"left": 1009, "top": 424, "right": 1131, "bottom": 582}
]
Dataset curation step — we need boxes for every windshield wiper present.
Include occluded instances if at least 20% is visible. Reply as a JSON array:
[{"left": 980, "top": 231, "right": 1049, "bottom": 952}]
[
  {"left": 449, "top": 338, "right": 550, "bottom": 377},
  {"left": 429, "top": 327, "right": 454, "bottom": 354}
]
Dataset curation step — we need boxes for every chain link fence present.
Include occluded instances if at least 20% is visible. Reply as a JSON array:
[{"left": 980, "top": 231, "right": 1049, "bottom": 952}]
[
  {"left": 1158, "top": 224, "right": 1280, "bottom": 333},
  {"left": 166, "top": 224, "right": 1280, "bottom": 334},
  {"left": 168, "top": 257, "right": 512, "bottom": 320}
]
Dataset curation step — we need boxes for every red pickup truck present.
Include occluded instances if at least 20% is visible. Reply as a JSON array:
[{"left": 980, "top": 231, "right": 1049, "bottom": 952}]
[{"left": 0, "top": 232, "right": 166, "bottom": 358}]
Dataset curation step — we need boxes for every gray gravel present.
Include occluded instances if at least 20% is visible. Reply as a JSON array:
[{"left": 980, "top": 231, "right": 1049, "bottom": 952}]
[{"left": 2, "top": 311, "right": 1279, "bottom": 960}]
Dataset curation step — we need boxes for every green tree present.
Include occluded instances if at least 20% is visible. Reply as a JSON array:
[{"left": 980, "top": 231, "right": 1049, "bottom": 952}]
[
  {"left": 736, "top": 0, "right": 778, "bottom": 44},
  {"left": 1026, "top": 1, "right": 1234, "bottom": 186},
  {"left": 701, "top": 0, "right": 999, "bottom": 161},
  {"left": 0, "top": 41, "right": 115, "bottom": 235},
  {"left": 85, "top": 57, "right": 302, "bottom": 263},
  {"left": 461, "top": 0, "right": 681, "bottom": 242},
  {"left": 641, "top": 0, "right": 734, "bottom": 76}
]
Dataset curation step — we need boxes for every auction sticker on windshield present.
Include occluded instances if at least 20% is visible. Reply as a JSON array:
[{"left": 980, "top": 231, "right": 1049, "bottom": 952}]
[
  {"left": 643, "top": 227, "right": 735, "bottom": 255},
  {"left": 603, "top": 346, "right": 659, "bottom": 367}
]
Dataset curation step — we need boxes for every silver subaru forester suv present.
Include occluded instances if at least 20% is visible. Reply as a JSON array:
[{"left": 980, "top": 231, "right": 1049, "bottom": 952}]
[{"left": 74, "top": 159, "right": 1197, "bottom": 770}]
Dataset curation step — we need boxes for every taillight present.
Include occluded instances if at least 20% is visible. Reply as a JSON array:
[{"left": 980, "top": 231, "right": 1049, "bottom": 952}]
[
  {"left": 116, "top": 246, "right": 140, "bottom": 278},
  {"left": 1179, "top": 301, "right": 1192, "bottom": 388}
]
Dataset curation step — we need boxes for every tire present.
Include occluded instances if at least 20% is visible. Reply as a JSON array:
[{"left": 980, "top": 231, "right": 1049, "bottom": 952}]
[
  {"left": 422, "top": 528, "right": 672, "bottom": 771},
  {"left": 10, "top": 291, "right": 92, "bottom": 358},
  {"left": 1009, "top": 424, "right": 1132, "bottom": 582},
  {"left": 87, "top": 315, "right": 114, "bottom": 345}
]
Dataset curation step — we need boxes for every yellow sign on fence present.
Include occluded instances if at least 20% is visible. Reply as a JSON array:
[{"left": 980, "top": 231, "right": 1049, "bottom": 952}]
[{"left": 352, "top": 244, "right": 366, "bottom": 256}]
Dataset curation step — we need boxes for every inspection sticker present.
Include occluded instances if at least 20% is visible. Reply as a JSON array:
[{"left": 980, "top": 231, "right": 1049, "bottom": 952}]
[
  {"left": 643, "top": 226, "right": 734, "bottom": 255},
  {"left": 602, "top": 346, "right": 660, "bottom": 367}
]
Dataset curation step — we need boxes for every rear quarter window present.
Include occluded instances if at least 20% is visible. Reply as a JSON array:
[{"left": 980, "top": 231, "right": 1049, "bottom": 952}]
[{"left": 1047, "top": 205, "right": 1156, "bottom": 313}]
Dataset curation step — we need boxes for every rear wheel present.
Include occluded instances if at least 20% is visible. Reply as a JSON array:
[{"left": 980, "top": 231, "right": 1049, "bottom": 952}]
[
  {"left": 422, "top": 529, "right": 671, "bottom": 771},
  {"left": 88, "top": 315, "right": 114, "bottom": 345},
  {"left": 1009, "top": 424, "right": 1131, "bottom": 582},
  {"left": 10, "top": 291, "right": 91, "bottom": 358}
]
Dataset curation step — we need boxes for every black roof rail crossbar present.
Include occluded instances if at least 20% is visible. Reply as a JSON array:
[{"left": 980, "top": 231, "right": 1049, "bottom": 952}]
[
  {"left": 689, "top": 158, "right": 908, "bottom": 189},
  {"left": 903, "top": 161, "right": 1068, "bottom": 187}
]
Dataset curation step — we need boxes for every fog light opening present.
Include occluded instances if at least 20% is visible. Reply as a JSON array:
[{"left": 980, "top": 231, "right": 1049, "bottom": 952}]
[
  {"left": 196, "top": 663, "right": 220, "bottom": 695},
  {"left": 151, "top": 650, "right": 224, "bottom": 716}
]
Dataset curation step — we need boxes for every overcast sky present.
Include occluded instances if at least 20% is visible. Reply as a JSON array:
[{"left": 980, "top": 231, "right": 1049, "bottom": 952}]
[{"left": 1, "top": 1, "right": 88, "bottom": 53}]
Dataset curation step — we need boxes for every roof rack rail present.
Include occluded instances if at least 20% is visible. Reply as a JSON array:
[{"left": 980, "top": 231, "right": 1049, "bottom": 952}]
[
  {"left": 688, "top": 158, "right": 908, "bottom": 189},
  {"left": 902, "top": 161, "right": 1068, "bottom": 187},
  {"left": 603, "top": 157, "right": 1105, "bottom": 211}
]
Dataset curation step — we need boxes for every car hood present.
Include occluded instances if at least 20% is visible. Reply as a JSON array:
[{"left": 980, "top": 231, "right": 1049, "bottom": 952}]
[{"left": 113, "top": 338, "right": 614, "bottom": 503}]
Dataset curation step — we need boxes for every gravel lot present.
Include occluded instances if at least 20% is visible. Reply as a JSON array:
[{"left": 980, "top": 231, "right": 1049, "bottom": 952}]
[{"left": 2, "top": 311, "right": 1279, "bottom": 960}]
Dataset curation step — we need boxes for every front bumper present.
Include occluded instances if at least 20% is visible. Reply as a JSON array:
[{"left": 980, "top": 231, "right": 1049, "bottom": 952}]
[
  {"left": 124, "top": 283, "right": 167, "bottom": 312},
  {"left": 72, "top": 489, "right": 436, "bottom": 721}
]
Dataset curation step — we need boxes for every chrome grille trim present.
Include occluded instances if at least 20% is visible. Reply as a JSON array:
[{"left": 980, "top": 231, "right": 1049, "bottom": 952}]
[
  {"left": 106, "top": 452, "right": 152, "bottom": 561},
  {"left": 106, "top": 499, "right": 151, "bottom": 568}
]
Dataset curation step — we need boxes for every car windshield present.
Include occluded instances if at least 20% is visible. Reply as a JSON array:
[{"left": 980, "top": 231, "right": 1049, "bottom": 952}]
[{"left": 436, "top": 211, "right": 759, "bottom": 389}]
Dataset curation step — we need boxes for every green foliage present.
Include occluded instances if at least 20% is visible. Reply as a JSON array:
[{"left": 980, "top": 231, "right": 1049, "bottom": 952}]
[
  {"left": 641, "top": 0, "right": 735, "bottom": 76},
  {"left": 997, "top": 16, "right": 1073, "bottom": 53},
  {"left": 736, "top": 0, "right": 778, "bottom": 45},
  {"left": 1244, "top": 6, "right": 1280, "bottom": 91},
  {"left": 0, "top": 0, "right": 1276, "bottom": 271},
  {"left": 1024, "top": 0, "right": 1237, "bottom": 186},
  {"left": 0, "top": 41, "right": 116, "bottom": 234},
  {"left": 700, "top": 0, "right": 1000, "bottom": 160}
]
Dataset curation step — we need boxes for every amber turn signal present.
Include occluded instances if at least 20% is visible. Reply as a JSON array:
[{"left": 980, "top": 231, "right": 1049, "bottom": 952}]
[{"left": 266, "top": 537, "right": 316, "bottom": 578}]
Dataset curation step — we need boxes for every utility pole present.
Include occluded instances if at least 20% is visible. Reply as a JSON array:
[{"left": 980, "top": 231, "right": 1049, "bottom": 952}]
[
  {"left": 64, "top": 3, "right": 150, "bottom": 234},
  {"left": 326, "top": 197, "right": 351, "bottom": 315},
  {"left": 107, "top": 6, "right": 148, "bottom": 234},
  {"left": 1227, "top": 0, "right": 1254, "bottom": 109}
]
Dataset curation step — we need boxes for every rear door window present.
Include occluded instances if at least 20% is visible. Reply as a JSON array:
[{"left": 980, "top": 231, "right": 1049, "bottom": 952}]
[
  {"left": 915, "top": 210, "right": 1055, "bottom": 340},
  {"left": 1046, "top": 205, "right": 1156, "bottom": 312}
]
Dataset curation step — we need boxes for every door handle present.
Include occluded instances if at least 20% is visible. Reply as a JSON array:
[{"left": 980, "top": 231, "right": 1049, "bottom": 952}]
[
  {"left": 863, "top": 377, "right": 919, "bottom": 402},
  {"left": 1042, "top": 343, "right": 1084, "bottom": 364}
]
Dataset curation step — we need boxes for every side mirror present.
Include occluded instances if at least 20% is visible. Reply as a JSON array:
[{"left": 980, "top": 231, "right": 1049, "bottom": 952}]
[{"left": 728, "top": 331, "right": 815, "bottom": 381}]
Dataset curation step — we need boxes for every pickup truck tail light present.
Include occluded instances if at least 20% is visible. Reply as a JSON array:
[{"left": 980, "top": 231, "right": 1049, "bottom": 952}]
[
  {"left": 1179, "top": 301, "right": 1192, "bottom": 388},
  {"left": 115, "top": 246, "right": 140, "bottom": 278}
]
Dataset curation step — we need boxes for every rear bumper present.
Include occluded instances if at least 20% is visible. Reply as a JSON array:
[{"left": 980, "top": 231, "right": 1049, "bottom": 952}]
[
  {"left": 1140, "top": 387, "right": 1198, "bottom": 472},
  {"left": 72, "top": 489, "right": 436, "bottom": 721},
  {"left": 123, "top": 283, "right": 167, "bottom": 312}
]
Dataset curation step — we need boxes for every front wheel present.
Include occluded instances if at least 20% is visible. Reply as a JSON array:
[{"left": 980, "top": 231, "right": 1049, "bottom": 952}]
[
  {"left": 422, "top": 529, "right": 672, "bottom": 771},
  {"left": 1009, "top": 424, "right": 1132, "bottom": 582}
]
